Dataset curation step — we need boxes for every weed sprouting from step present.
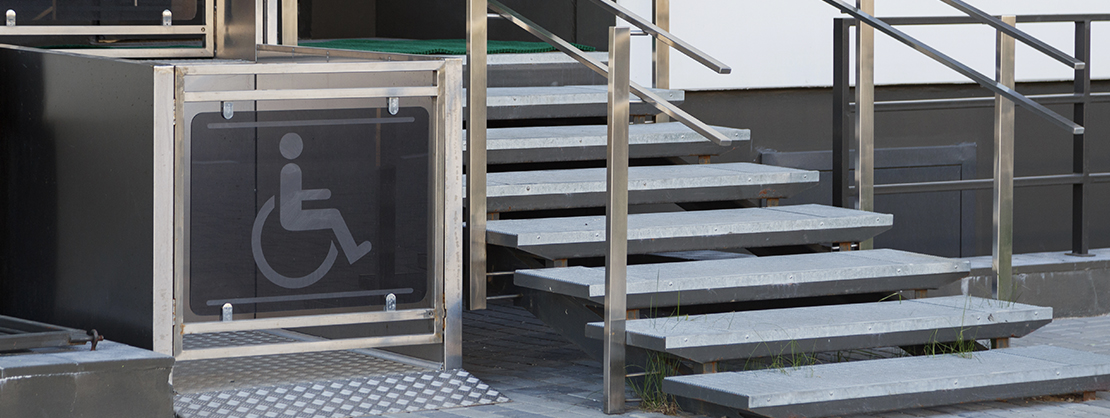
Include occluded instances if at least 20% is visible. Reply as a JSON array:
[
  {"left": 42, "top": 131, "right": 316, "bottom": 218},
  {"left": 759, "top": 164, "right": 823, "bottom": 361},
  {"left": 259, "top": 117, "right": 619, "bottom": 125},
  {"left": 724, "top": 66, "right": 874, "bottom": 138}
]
[{"left": 627, "top": 352, "right": 680, "bottom": 414}]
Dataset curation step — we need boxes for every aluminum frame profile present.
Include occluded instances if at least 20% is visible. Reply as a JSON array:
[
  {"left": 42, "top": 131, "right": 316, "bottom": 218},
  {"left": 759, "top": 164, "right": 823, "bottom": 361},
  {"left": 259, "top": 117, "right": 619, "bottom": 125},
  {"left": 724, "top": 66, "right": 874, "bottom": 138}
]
[
  {"left": 0, "top": 0, "right": 215, "bottom": 58},
  {"left": 165, "top": 51, "right": 462, "bottom": 364}
]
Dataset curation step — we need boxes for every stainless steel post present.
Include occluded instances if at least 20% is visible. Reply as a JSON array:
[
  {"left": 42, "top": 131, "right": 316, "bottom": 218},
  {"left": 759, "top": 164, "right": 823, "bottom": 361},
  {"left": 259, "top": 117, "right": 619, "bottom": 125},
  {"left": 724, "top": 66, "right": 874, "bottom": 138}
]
[
  {"left": 603, "top": 26, "right": 630, "bottom": 416},
  {"left": 652, "top": 0, "right": 670, "bottom": 123},
  {"left": 993, "top": 16, "right": 1016, "bottom": 301},
  {"left": 833, "top": 18, "right": 851, "bottom": 208},
  {"left": 1069, "top": 19, "right": 1092, "bottom": 257},
  {"left": 265, "top": 0, "right": 278, "bottom": 44},
  {"left": 281, "top": 0, "right": 296, "bottom": 45},
  {"left": 466, "top": 0, "right": 489, "bottom": 310},
  {"left": 855, "top": 0, "right": 874, "bottom": 250}
]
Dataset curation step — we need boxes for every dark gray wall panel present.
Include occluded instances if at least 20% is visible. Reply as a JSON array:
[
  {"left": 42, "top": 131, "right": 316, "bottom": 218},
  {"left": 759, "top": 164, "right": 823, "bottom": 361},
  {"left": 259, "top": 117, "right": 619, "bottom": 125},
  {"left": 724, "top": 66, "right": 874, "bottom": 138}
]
[
  {"left": 682, "top": 81, "right": 1110, "bottom": 257},
  {"left": 0, "top": 47, "right": 155, "bottom": 349}
]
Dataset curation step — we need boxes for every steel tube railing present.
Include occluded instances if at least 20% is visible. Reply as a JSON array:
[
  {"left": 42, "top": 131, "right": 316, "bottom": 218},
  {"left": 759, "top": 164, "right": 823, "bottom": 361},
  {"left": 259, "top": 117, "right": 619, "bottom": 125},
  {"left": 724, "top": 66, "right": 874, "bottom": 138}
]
[
  {"left": 993, "top": 15, "right": 1017, "bottom": 301},
  {"left": 485, "top": 0, "right": 732, "bottom": 146},
  {"left": 939, "top": 0, "right": 1083, "bottom": 70},
  {"left": 653, "top": 0, "right": 671, "bottom": 123},
  {"left": 582, "top": 0, "right": 730, "bottom": 74},
  {"left": 466, "top": 0, "right": 488, "bottom": 311},
  {"left": 834, "top": 14, "right": 1107, "bottom": 259},
  {"left": 1071, "top": 19, "right": 1093, "bottom": 257},
  {"left": 823, "top": 0, "right": 1084, "bottom": 135},
  {"left": 603, "top": 26, "right": 631, "bottom": 415},
  {"left": 856, "top": 0, "right": 876, "bottom": 250}
]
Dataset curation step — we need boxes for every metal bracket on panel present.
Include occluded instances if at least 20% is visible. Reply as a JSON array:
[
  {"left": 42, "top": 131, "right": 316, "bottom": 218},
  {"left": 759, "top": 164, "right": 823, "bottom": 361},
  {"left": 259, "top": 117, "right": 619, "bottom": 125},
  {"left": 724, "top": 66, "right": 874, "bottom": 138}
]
[
  {"left": 388, "top": 97, "right": 400, "bottom": 115},
  {"left": 386, "top": 293, "right": 397, "bottom": 311},
  {"left": 221, "top": 303, "right": 233, "bottom": 321},
  {"left": 221, "top": 101, "right": 234, "bottom": 120},
  {"left": 6, "top": 9, "right": 14, "bottom": 26},
  {"left": 163, "top": 9, "right": 173, "bottom": 26}
]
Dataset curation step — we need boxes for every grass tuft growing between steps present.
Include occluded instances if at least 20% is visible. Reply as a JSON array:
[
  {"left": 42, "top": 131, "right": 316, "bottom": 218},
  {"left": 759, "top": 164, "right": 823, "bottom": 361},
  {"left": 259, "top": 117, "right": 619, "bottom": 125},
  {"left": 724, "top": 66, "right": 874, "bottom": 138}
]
[{"left": 628, "top": 352, "right": 681, "bottom": 415}]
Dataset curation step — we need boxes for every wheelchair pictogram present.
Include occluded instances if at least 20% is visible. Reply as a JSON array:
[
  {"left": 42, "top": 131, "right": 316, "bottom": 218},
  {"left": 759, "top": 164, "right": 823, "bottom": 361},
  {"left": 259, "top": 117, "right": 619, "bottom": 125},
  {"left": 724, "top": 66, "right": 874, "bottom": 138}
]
[{"left": 251, "top": 132, "right": 373, "bottom": 289}]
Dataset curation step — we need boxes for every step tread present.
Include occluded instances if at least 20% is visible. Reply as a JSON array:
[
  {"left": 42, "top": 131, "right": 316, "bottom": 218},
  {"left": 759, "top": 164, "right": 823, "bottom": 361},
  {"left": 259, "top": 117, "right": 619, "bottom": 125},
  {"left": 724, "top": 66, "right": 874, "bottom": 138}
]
[
  {"left": 488, "top": 204, "right": 893, "bottom": 260},
  {"left": 482, "top": 85, "right": 683, "bottom": 107},
  {"left": 465, "top": 122, "right": 747, "bottom": 164},
  {"left": 516, "top": 249, "right": 966, "bottom": 308},
  {"left": 584, "top": 296, "right": 1049, "bottom": 362},
  {"left": 663, "top": 345, "right": 1110, "bottom": 418},
  {"left": 475, "top": 163, "right": 817, "bottom": 212}
]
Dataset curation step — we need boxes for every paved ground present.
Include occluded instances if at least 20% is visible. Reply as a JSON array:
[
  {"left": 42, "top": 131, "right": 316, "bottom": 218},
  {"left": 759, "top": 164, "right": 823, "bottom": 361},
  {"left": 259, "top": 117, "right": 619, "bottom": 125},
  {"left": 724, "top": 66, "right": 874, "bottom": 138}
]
[{"left": 382, "top": 302, "right": 1110, "bottom": 418}]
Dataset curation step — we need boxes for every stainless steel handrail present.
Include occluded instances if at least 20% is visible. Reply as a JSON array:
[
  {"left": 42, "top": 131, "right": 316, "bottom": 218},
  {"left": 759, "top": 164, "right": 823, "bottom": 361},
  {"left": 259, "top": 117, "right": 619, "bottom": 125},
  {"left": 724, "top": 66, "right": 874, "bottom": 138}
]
[
  {"left": 938, "top": 0, "right": 1083, "bottom": 70},
  {"left": 822, "top": 0, "right": 1083, "bottom": 135},
  {"left": 581, "top": 0, "right": 731, "bottom": 74},
  {"left": 486, "top": 0, "right": 733, "bottom": 146}
]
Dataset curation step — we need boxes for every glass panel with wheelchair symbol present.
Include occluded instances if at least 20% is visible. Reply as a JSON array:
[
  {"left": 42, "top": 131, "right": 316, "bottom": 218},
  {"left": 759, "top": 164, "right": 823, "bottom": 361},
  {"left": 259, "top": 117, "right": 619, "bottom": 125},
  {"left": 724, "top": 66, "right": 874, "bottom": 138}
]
[{"left": 187, "top": 106, "right": 432, "bottom": 319}]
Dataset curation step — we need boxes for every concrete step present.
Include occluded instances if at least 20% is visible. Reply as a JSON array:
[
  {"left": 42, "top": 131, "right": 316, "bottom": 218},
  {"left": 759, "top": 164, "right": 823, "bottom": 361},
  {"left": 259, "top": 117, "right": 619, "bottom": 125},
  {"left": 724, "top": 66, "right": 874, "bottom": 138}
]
[
  {"left": 487, "top": 204, "right": 892, "bottom": 260},
  {"left": 467, "top": 85, "right": 684, "bottom": 119},
  {"left": 464, "top": 122, "right": 747, "bottom": 164},
  {"left": 469, "top": 163, "right": 816, "bottom": 212},
  {"left": 584, "top": 296, "right": 1048, "bottom": 363},
  {"left": 515, "top": 249, "right": 967, "bottom": 309},
  {"left": 663, "top": 345, "right": 1110, "bottom": 418}
]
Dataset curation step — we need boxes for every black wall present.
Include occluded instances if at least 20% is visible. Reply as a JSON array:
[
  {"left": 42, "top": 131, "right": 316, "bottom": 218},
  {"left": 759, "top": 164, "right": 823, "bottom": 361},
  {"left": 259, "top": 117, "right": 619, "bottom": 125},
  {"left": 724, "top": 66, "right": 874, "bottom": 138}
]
[
  {"left": 299, "top": 0, "right": 612, "bottom": 50},
  {"left": 0, "top": 47, "right": 156, "bottom": 349}
]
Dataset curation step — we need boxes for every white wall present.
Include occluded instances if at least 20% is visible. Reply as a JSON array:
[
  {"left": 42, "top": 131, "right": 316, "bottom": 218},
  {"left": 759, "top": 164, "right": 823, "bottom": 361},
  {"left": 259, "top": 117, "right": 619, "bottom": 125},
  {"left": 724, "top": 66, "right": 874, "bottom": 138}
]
[{"left": 615, "top": 0, "right": 1110, "bottom": 90}]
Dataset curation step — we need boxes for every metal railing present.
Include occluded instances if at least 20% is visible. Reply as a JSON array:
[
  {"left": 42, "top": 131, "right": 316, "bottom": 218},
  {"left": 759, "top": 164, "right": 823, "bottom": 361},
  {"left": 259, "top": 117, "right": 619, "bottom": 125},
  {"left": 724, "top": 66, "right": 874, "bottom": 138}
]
[
  {"left": 466, "top": 0, "right": 729, "bottom": 413},
  {"left": 0, "top": 2, "right": 214, "bottom": 58},
  {"left": 827, "top": 0, "right": 1107, "bottom": 301}
]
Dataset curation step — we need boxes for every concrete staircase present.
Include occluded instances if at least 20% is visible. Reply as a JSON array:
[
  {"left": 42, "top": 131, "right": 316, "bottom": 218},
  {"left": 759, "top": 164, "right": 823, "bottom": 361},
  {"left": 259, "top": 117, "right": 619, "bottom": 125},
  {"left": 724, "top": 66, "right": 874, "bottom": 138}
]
[{"left": 470, "top": 56, "right": 1110, "bottom": 417}]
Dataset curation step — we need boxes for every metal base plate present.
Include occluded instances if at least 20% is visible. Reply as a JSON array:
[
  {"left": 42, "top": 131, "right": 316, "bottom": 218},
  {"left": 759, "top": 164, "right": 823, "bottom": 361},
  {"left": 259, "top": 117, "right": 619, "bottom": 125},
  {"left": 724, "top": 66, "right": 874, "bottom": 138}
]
[{"left": 174, "top": 369, "right": 509, "bottom": 418}]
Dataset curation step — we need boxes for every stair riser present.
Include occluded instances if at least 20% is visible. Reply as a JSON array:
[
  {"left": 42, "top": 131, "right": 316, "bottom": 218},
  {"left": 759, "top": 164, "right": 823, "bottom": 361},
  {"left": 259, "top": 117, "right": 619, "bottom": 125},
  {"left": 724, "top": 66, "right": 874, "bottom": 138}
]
[
  {"left": 495, "top": 225, "right": 890, "bottom": 260},
  {"left": 670, "top": 376, "right": 1110, "bottom": 418}
]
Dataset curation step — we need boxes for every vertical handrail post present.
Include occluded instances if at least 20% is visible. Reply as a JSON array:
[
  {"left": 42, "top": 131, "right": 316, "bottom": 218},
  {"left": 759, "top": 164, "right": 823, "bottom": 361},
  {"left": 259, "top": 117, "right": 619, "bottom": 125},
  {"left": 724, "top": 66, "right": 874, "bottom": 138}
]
[
  {"left": 1069, "top": 19, "right": 1092, "bottom": 257},
  {"left": 652, "top": 0, "right": 670, "bottom": 122},
  {"left": 833, "top": 18, "right": 851, "bottom": 208},
  {"left": 603, "top": 25, "right": 630, "bottom": 416},
  {"left": 466, "top": 0, "right": 489, "bottom": 310},
  {"left": 993, "top": 16, "right": 1016, "bottom": 301},
  {"left": 281, "top": 0, "right": 296, "bottom": 45},
  {"left": 855, "top": 0, "right": 875, "bottom": 249}
]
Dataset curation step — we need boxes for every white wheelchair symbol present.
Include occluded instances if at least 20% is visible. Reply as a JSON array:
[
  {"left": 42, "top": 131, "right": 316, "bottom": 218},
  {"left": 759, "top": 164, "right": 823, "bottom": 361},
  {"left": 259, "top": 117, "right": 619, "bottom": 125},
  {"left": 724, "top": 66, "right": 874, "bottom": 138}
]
[{"left": 251, "top": 133, "right": 373, "bottom": 289}]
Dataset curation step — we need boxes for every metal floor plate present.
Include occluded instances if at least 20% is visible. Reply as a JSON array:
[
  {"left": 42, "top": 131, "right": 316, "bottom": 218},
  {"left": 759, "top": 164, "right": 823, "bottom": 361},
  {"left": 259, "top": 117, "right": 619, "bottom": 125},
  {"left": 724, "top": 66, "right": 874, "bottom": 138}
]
[
  {"left": 174, "top": 369, "right": 509, "bottom": 418},
  {"left": 174, "top": 331, "right": 509, "bottom": 418}
]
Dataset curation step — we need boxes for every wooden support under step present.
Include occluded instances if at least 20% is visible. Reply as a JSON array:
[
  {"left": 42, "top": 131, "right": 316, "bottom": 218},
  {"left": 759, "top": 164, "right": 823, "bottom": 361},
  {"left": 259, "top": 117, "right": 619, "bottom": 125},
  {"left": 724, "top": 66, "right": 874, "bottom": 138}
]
[{"left": 992, "top": 338, "right": 1010, "bottom": 349}]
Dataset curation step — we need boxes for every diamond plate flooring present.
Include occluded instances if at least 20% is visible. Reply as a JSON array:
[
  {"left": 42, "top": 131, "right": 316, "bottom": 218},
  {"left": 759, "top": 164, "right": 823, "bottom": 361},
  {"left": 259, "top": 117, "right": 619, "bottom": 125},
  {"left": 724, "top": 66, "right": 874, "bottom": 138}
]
[
  {"left": 175, "top": 369, "right": 508, "bottom": 418},
  {"left": 173, "top": 331, "right": 507, "bottom": 418}
]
